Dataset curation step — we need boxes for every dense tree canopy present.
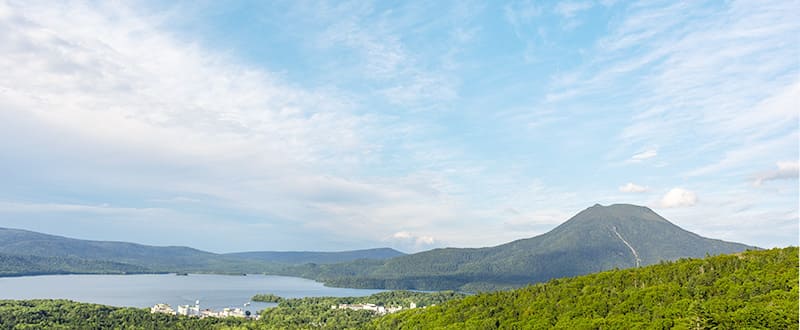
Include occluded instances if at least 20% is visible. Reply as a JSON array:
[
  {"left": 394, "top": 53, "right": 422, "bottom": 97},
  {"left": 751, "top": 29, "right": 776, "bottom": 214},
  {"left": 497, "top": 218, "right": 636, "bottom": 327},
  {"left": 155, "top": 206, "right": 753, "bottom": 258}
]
[{"left": 371, "top": 247, "right": 798, "bottom": 329}]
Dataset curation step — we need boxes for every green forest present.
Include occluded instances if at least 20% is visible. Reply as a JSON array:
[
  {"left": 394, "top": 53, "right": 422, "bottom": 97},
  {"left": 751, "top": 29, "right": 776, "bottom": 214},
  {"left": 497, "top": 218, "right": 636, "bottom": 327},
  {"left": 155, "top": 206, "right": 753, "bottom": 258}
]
[
  {"left": 0, "top": 300, "right": 247, "bottom": 330},
  {"left": 371, "top": 247, "right": 798, "bottom": 329},
  {"left": 1, "top": 247, "right": 796, "bottom": 329}
]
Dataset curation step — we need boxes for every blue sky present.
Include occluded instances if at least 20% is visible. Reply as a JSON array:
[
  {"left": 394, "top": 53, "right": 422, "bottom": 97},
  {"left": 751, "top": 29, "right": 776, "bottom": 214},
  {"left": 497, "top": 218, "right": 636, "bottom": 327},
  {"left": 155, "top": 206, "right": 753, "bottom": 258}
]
[{"left": 0, "top": 0, "right": 797, "bottom": 253}]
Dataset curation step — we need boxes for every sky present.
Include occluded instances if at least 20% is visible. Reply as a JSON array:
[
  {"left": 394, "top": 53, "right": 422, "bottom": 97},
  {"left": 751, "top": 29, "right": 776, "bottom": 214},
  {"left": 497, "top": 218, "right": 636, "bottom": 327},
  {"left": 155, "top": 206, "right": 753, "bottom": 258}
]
[{"left": 0, "top": 0, "right": 797, "bottom": 253}]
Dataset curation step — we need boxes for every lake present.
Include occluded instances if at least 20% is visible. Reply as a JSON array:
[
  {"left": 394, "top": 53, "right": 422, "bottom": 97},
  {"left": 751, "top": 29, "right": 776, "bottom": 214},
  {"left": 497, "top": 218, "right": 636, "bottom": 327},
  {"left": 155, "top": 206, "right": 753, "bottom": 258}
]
[{"left": 0, "top": 274, "right": 385, "bottom": 312}]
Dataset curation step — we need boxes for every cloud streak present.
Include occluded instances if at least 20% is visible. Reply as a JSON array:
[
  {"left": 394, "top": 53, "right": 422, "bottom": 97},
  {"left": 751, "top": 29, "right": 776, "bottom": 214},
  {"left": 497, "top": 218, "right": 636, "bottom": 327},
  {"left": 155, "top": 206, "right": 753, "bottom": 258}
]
[{"left": 754, "top": 161, "right": 799, "bottom": 186}]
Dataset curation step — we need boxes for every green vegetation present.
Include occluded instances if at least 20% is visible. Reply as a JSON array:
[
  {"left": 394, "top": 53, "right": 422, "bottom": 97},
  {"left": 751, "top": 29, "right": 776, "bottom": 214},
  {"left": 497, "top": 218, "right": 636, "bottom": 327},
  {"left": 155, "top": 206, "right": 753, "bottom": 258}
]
[
  {"left": 371, "top": 247, "right": 799, "bottom": 329},
  {"left": 251, "top": 293, "right": 283, "bottom": 303},
  {"left": 350, "top": 290, "right": 466, "bottom": 307},
  {"left": 283, "top": 204, "right": 755, "bottom": 291},
  {"left": 0, "top": 291, "right": 465, "bottom": 330},
  {"left": 0, "top": 299, "right": 246, "bottom": 330},
  {"left": 242, "top": 291, "right": 466, "bottom": 329},
  {"left": 0, "top": 253, "right": 150, "bottom": 276}
]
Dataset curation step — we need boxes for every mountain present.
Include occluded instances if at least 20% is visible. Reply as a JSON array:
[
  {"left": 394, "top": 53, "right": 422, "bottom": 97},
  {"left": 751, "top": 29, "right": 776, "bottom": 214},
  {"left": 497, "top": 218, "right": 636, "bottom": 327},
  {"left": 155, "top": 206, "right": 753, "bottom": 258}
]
[
  {"left": 0, "top": 227, "right": 271, "bottom": 274},
  {"left": 284, "top": 204, "right": 756, "bottom": 291},
  {"left": 0, "top": 227, "right": 401, "bottom": 276},
  {"left": 226, "top": 248, "right": 405, "bottom": 264},
  {"left": 371, "top": 247, "right": 798, "bottom": 329}
]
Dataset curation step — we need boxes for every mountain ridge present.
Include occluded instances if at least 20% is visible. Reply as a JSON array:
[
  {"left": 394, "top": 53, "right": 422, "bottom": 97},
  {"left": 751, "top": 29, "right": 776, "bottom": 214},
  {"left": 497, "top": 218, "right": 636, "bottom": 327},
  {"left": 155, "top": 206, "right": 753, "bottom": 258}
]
[
  {"left": 282, "top": 204, "right": 757, "bottom": 291},
  {"left": 0, "top": 227, "right": 405, "bottom": 276}
]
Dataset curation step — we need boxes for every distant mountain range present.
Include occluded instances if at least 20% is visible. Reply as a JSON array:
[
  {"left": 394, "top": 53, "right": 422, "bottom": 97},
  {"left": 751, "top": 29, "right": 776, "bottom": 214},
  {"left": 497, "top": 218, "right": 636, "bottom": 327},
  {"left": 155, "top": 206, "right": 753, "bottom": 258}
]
[
  {"left": 0, "top": 228, "right": 404, "bottom": 276},
  {"left": 281, "top": 204, "right": 756, "bottom": 291},
  {"left": 0, "top": 204, "right": 756, "bottom": 291}
]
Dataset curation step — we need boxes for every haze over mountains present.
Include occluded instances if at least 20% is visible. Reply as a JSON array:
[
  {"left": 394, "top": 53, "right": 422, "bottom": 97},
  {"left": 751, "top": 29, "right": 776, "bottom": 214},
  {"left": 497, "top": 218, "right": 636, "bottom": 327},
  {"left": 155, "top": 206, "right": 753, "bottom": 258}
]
[{"left": 0, "top": 204, "right": 755, "bottom": 291}]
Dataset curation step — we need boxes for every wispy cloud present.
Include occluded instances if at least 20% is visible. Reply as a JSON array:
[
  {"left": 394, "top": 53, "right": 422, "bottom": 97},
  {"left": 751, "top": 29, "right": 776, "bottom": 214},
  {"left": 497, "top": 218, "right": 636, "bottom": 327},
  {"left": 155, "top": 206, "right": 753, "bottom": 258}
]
[
  {"left": 754, "top": 161, "right": 799, "bottom": 186},
  {"left": 628, "top": 149, "right": 658, "bottom": 162},
  {"left": 0, "top": 1, "right": 795, "bottom": 251},
  {"left": 548, "top": 1, "right": 798, "bottom": 168},
  {"left": 302, "top": 1, "right": 472, "bottom": 108},
  {"left": 0, "top": 1, "right": 480, "bottom": 251}
]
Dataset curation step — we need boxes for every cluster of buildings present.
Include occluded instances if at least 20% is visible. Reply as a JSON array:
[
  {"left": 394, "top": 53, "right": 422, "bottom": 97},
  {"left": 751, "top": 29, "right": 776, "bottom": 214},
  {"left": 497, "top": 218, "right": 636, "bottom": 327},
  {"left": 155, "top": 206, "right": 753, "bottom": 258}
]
[
  {"left": 331, "top": 302, "right": 417, "bottom": 315},
  {"left": 150, "top": 300, "right": 258, "bottom": 319}
]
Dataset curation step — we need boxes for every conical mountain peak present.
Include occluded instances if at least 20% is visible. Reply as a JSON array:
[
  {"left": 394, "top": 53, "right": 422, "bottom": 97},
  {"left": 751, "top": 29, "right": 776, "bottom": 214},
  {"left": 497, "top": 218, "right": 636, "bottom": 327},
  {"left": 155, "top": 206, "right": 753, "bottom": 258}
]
[{"left": 564, "top": 203, "right": 670, "bottom": 226}]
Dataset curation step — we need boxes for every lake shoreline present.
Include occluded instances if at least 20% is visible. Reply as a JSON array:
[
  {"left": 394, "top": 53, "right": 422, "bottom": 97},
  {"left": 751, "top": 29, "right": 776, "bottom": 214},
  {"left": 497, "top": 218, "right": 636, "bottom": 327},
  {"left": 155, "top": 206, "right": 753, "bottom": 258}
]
[{"left": 0, "top": 273, "right": 386, "bottom": 311}]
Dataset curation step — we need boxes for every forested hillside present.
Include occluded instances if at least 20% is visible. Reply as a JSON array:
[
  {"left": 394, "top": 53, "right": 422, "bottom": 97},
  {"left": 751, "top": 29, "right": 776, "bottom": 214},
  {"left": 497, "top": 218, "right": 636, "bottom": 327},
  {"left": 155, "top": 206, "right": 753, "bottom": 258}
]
[
  {"left": 0, "top": 227, "right": 274, "bottom": 274},
  {"left": 371, "top": 247, "right": 798, "bottom": 329},
  {"left": 0, "top": 227, "right": 399, "bottom": 276},
  {"left": 0, "top": 253, "right": 150, "bottom": 276}
]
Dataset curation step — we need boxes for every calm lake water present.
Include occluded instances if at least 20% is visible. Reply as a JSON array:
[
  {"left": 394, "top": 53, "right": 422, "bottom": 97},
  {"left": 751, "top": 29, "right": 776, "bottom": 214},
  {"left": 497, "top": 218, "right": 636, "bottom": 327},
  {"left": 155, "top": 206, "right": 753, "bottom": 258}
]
[{"left": 0, "top": 274, "right": 384, "bottom": 312}]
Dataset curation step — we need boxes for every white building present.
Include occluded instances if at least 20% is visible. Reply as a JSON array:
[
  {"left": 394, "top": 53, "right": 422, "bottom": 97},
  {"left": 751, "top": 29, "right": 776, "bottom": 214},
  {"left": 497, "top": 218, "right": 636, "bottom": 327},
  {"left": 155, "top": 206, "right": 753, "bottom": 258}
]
[
  {"left": 177, "top": 300, "right": 201, "bottom": 317},
  {"left": 150, "top": 304, "right": 175, "bottom": 315},
  {"left": 333, "top": 303, "right": 409, "bottom": 315}
]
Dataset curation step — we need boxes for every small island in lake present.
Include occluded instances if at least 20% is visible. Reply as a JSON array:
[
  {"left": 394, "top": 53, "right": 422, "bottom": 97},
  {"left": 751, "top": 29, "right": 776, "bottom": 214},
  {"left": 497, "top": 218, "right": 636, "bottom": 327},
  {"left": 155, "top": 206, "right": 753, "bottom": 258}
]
[{"left": 251, "top": 293, "right": 283, "bottom": 303}]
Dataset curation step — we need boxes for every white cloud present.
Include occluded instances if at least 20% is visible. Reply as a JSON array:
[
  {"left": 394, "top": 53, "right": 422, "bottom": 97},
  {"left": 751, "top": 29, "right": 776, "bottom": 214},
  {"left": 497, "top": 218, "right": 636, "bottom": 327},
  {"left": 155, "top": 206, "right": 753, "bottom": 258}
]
[
  {"left": 392, "top": 231, "right": 412, "bottom": 239},
  {"left": 387, "top": 231, "right": 438, "bottom": 252},
  {"left": 754, "top": 161, "right": 799, "bottom": 186},
  {"left": 619, "top": 183, "right": 648, "bottom": 193},
  {"left": 659, "top": 188, "right": 697, "bottom": 208},
  {"left": 629, "top": 149, "right": 658, "bottom": 162},
  {"left": 0, "top": 1, "right": 475, "bottom": 251}
]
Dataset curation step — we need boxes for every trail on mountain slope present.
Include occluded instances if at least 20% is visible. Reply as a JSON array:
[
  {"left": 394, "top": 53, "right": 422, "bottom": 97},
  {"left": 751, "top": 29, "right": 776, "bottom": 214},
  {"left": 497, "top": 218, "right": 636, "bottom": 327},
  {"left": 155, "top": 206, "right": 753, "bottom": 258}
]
[{"left": 611, "top": 226, "right": 641, "bottom": 267}]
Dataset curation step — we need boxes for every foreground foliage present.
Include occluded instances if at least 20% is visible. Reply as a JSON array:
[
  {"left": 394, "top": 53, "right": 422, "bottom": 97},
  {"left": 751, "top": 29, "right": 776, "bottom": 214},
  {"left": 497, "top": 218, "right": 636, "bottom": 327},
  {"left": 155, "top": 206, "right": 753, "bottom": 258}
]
[
  {"left": 235, "top": 291, "right": 467, "bottom": 329},
  {"left": 0, "top": 291, "right": 465, "bottom": 330},
  {"left": 0, "top": 300, "right": 246, "bottom": 330},
  {"left": 371, "top": 247, "right": 799, "bottom": 329}
]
